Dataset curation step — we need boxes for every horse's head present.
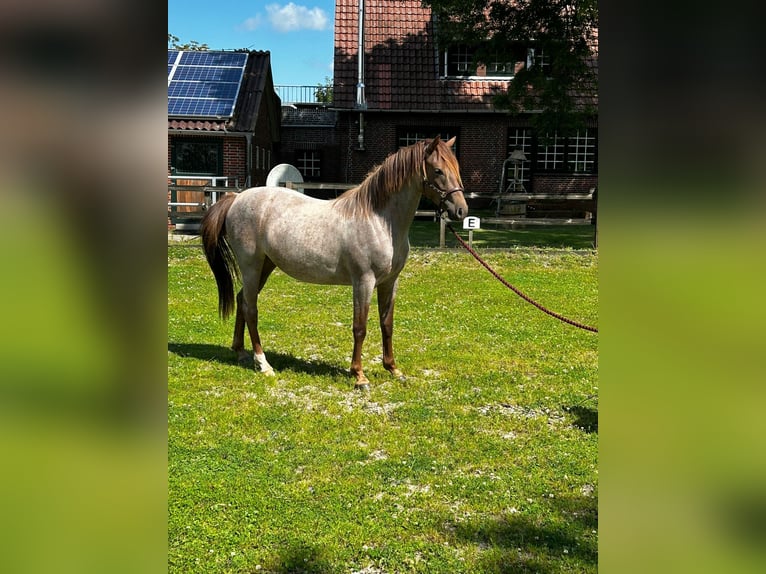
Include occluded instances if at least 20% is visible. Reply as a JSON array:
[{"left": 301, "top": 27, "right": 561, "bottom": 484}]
[{"left": 421, "top": 136, "right": 468, "bottom": 221}]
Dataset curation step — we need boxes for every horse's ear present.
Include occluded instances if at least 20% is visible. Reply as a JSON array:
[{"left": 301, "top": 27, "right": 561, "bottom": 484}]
[
  {"left": 424, "top": 136, "right": 440, "bottom": 156},
  {"left": 445, "top": 136, "right": 456, "bottom": 150}
]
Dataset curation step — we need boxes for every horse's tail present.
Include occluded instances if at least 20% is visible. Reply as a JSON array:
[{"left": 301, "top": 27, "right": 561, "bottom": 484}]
[{"left": 200, "top": 193, "right": 240, "bottom": 319}]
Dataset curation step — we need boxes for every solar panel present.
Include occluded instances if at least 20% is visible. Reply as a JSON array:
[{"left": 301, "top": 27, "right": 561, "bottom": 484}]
[
  {"left": 168, "top": 82, "right": 240, "bottom": 99},
  {"left": 167, "top": 50, "right": 247, "bottom": 118},
  {"left": 178, "top": 51, "right": 247, "bottom": 67},
  {"left": 172, "top": 66, "right": 244, "bottom": 83}
]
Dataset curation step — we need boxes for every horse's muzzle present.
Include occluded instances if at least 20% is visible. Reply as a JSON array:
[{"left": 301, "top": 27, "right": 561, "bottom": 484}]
[{"left": 445, "top": 193, "right": 468, "bottom": 222}]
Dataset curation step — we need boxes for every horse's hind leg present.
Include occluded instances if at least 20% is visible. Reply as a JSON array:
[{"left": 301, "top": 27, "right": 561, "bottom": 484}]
[
  {"left": 377, "top": 278, "right": 405, "bottom": 380},
  {"left": 242, "top": 257, "right": 277, "bottom": 375},
  {"left": 232, "top": 258, "right": 276, "bottom": 364},
  {"left": 232, "top": 289, "right": 250, "bottom": 363}
]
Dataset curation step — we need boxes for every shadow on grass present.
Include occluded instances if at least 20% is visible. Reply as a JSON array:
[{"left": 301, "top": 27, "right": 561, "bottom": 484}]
[
  {"left": 450, "top": 495, "right": 597, "bottom": 573},
  {"left": 563, "top": 405, "right": 598, "bottom": 434},
  {"left": 168, "top": 342, "right": 349, "bottom": 379},
  {"left": 266, "top": 542, "right": 332, "bottom": 574},
  {"left": 408, "top": 218, "right": 597, "bottom": 249}
]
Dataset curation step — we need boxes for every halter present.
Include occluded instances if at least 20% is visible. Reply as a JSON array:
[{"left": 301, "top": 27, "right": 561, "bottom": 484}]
[{"left": 421, "top": 159, "right": 464, "bottom": 217}]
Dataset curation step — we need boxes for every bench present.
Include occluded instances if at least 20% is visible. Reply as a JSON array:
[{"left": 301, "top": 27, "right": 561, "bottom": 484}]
[{"left": 466, "top": 189, "right": 596, "bottom": 223}]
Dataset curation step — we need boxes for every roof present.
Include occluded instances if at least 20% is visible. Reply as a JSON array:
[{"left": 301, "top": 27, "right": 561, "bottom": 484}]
[
  {"left": 335, "top": 0, "right": 504, "bottom": 111},
  {"left": 333, "top": 0, "right": 597, "bottom": 112},
  {"left": 168, "top": 50, "right": 281, "bottom": 134}
]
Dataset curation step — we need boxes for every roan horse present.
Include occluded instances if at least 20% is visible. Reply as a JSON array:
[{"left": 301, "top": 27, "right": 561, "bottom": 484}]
[{"left": 200, "top": 136, "right": 467, "bottom": 390}]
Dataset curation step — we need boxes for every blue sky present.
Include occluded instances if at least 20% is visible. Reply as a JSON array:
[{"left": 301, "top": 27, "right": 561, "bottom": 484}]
[{"left": 168, "top": 1, "right": 335, "bottom": 86}]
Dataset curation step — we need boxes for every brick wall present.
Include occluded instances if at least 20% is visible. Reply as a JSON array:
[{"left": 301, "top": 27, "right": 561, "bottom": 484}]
[
  {"left": 336, "top": 113, "right": 512, "bottom": 195},
  {"left": 335, "top": 113, "right": 598, "bottom": 206},
  {"left": 222, "top": 137, "right": 247, "bottom": 186}
]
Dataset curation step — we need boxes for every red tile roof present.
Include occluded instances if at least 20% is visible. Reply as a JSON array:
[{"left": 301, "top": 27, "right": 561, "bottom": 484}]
[
  {"left": 168, "top": 119, "right": 228, "bottom": 131},
  {"left": 333, "top": 0, "right": 597, "bottom": 112},
  {"left": 335, "top": 0, "right": 506, "bottom": 111}
]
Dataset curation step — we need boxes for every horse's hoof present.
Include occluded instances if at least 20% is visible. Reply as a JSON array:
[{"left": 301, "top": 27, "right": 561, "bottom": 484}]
[
  {"left": 354, "top": 382, "right": 370, "bottom": 392},
  {"left": 390, "top": 368, "right": 406, "bottom": 382}
]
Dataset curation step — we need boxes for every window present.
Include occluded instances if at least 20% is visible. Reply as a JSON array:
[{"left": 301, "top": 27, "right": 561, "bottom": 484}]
[
  {"left": 265, "top": 148, "right": 271, "bottom": 172},
  {"left": 535, "top": 130, "right": 598, "bottom": 174},
  {"left": 567, "top": 129, "right": 597, "bottom": 173},
  {"left": 396, "top": 127, "right": 459, "bottom": 156},
  {"left": 486, "top": 57, "right": 517, "bottom": 76},
  {"left": 296, "top": 150, "right": 321, "bottom": 179},
  {"left": 255, "top": 146, "right": 272, "bottom": 172},
  {"left": 171, "top": 138, "right": 222, "bottom": 176},
  {"left": 441, "top": 43, "right": 528, "bottom": 78},
  {"left": 452, "top": 44, "right": 474, "bottom": 74},
  {"left": 527, "top": 47, "right": 552, "bottom": 76},
  {"left": 536, "top": 132, "right": 565, "bottom": 171},
  {"left": 506, "top": 129, "right": 533, "bottom": 187}
]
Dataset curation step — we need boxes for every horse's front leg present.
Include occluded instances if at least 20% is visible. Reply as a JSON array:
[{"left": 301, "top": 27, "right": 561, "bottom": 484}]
[
  {"left": 377, "top": 277, "right": 405, "bottom": 380},
  {"left": 351, "top": 276, "right": 375, "bottom": 390}
]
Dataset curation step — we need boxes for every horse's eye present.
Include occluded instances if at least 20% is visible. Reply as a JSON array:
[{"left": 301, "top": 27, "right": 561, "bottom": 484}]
[{"left": 434, "top": 168, "right": 443, "bottom": 175}]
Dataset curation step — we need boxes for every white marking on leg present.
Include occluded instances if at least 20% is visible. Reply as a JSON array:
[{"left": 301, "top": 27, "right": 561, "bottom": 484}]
[{"left": 254, "top": 352, "right": 275, "bottom": 376}]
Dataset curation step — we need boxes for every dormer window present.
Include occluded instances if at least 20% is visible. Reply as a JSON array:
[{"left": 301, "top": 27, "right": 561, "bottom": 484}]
[
  {"left": 441, "top": 42, "right": 529, "bottom": 79},
  {"left": 527, "top": 47, "right": 552, "bottom": 77},
  {"left": 451, "top": 44, "right": 474, "bottom": 74}
]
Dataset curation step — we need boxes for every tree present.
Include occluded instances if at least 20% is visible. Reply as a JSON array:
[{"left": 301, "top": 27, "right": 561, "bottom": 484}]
[
  {"left": 168, "top": 33, "right": 209, "bottom": 51},
  {"left": 422, "top": 0, "right": 597, "bottom": 135},
  {"left": 314, "top": 76, "right": 334, "bottom": 104}
]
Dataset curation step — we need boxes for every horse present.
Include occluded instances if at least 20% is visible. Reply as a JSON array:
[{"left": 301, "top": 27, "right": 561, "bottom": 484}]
[{"left": 200, "top": 136, "right": 468, "bottom": 390}]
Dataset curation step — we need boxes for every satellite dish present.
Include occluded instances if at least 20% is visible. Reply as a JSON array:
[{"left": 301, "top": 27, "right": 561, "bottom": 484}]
[{"left": 266, "top": 164, "right": 304, "bottom": 192}]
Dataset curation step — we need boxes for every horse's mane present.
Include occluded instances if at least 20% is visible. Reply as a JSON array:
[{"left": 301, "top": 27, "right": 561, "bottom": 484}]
[{"left": 332, "top": 141, "right": 427, "bottom": 219}]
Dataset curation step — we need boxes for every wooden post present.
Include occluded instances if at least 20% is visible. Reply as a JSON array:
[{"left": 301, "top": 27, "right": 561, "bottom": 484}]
[{"left": 439, "top": 218, "right": 446, "bottom": 248}]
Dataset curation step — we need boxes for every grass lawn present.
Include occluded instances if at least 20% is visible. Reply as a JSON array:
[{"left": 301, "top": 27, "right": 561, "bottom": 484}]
[{"left": 168, "top": 225, "right": 597, "bottom": 573}]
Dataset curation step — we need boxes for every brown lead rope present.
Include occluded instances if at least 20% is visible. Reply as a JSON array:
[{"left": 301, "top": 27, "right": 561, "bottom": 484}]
[{"left": 446, "top": 223, "right": 598, "bottom": 333}]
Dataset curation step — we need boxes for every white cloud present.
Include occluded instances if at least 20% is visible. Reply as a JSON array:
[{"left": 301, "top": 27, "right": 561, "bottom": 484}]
[
  {"left": 266, "top": 3, "right": 329, "bottom": 33},
  {"left": 237, "top": 15, "right": 263, "bottom": 32}
]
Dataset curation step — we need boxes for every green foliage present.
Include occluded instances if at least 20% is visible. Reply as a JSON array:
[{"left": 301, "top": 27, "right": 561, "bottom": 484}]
[
  {"left": 168, "top": 33, "right": 209, "bottom": 51},
  {"left": 315, "top": 76, "right": 334, "bottom": 104},
  {"left": 423, "top": 0, "right": 598, "bottom": 134},
  {"left": 168, "top": 237, "right": 597, "bottom": 573}
]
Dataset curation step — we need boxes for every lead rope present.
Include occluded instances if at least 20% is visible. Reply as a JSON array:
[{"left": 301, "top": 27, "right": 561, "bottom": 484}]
[{"left": 446, "top": 222, "right": 598, "bottom": 333}]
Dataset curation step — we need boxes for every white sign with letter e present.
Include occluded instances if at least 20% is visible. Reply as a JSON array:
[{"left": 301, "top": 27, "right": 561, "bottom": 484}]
[{"left": 463, "top": 216, "right": 481, "bottom": 230}]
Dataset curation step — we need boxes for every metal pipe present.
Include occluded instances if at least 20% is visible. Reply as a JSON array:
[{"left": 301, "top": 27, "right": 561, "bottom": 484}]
[
  {"left": 357, "top": 112, "right": 365, "bottom": 151},
  {"left": 356, "top": 0, "right": 366, "bottom": 110}
]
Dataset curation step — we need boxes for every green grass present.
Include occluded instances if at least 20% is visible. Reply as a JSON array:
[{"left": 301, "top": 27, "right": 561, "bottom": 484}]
[{"left": 169, "top": 233, "right": 597, "bottom": 573}]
